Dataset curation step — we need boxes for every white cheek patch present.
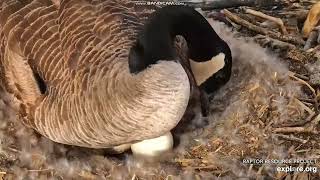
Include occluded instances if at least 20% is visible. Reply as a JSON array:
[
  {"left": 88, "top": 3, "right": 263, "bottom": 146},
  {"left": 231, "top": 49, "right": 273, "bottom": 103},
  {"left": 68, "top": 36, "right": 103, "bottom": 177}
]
[
  {"left": 130, "top": 132, "right": 173, "bottom": 157},
  {"left": 189, "top": 53, "right": 225, "bottom": 85}
]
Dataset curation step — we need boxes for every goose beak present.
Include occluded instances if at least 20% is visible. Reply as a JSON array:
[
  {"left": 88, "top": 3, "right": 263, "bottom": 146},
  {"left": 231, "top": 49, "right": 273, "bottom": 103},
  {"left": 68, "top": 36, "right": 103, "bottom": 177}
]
[{"left": 130, "top": 132, "right": 173, "bottom": 157}]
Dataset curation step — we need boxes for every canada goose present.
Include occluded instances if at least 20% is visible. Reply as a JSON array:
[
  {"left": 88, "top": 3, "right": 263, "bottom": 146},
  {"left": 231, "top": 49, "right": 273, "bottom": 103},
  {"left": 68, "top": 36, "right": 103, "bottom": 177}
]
[{"left": 0, "top": 0, "right": 231, "bottom": 156}]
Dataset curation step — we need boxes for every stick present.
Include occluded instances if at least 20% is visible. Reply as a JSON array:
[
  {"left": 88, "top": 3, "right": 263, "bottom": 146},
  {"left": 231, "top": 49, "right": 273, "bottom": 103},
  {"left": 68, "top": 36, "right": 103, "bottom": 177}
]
[
  {"left": 304, "top": 30, "right": 318, "bottom": 50},
  {"left": 254, "top": 35, "right": 296, "bottom": 49},
  {"left": 245, "top": 8, "right": 288, "bottom": 34},
  {"left": 310, "top": 113, "right": 320, "bottom": 127},
  {"left": 223, "top": 9, "right": 305, "bottom": 46},
  {"left": 278, "top": 10, "right": 309, "bottom": 20},
  {"left": 275, "top": 134, "right": 308, "bottom": 144},
  {"left": 184, "top": 0, "right": 287, "bottom": 10},
  {"left": 288, "top": 73, "right": 316, "bottom": 96},
  {"left": 294, "top": 98, "right": 314, "bottom": 115},
  {"left": 288, "top": 72, "right": 319, "bottom": 112},
  {"left": 131, "top": 174, "right": 138, "bottom": 180},
  {"left": 293, "top": 73, "right": 309, "bottom": 81},
  {"left": 27, "top": 169, "right": 52, "bottom": 173},
  {"left": 276, "top": 112, "right": 315, "bottom": 127},
  {"left": 273, "top": 127, "right": 318, "bottom": 134},
  {"left": 298, "top": 98, "right": 315, "bottom": 104},
  {"left": 3, "top": 146, "right": 20, "bottom": 153}
]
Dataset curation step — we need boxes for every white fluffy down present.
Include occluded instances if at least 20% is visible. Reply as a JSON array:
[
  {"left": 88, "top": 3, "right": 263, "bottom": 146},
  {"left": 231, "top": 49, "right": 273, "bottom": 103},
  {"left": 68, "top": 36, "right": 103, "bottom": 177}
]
[{"left": 130, "top": 132, "right": 173, "bottom": 157}]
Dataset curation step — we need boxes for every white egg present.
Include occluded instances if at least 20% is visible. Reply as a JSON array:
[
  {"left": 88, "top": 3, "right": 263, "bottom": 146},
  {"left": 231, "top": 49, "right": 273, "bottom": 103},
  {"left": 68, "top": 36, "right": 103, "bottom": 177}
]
[{"left": 131, "top": 132, "right": 173, "bottom": 157}]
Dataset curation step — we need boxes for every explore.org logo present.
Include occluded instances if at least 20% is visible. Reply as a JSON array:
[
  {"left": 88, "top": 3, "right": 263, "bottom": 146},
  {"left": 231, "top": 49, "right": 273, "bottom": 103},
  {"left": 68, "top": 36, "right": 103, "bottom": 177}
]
[{"left": 134, "top": 1, "right": 187, "bottom": 6}]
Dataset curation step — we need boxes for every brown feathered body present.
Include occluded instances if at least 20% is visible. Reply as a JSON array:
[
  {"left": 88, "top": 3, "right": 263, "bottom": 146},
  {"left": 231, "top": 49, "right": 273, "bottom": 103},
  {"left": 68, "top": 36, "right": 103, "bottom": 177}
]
[{"left": 0, "top": 0, "right": 193, "bottom": 148}]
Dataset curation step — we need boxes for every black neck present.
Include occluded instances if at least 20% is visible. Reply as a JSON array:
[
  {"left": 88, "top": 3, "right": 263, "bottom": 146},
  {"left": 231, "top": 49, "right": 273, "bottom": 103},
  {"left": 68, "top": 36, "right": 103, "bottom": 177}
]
[{"left": 129, "top": 5, "right": 228, "bottom": 73}]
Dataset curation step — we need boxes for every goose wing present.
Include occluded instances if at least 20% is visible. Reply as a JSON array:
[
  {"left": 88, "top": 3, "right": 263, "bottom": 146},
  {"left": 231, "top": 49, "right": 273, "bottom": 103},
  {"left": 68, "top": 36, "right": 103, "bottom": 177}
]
[{"left": 0, "top": 0, "right": 147, "bottom": 143}]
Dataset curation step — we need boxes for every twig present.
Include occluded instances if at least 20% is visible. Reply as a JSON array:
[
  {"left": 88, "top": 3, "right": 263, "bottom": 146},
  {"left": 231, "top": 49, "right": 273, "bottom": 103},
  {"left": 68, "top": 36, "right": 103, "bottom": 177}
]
[
  {"left": 294, "top": 98, "right": 314, "bottom": 115},
  {"left": 244, "top": 8, "right": 288, "bottom": 34},
  {"left": 288, "top": 73, "right": 319, "bottom": 112},
  {"left": 27, "top": 169, "right": 52, "bottom": 173},
  {"left": 313, "top": 44, "right": 320, "bottom": 50},
  {"left": 191, "top": 166, "right": 230, "bottom": 175},
  {"left": 223, "top": 9, "right": 305, "bottom": 46},
  {"left": 304, "top": 30, "right": 318, "bottom": 50},
  {"left": 254, "top": 35, "right": 295, "bottom": 49},
  {"left": 298, "top": 98, "right": 315, "bottom": 104},
  {"left": 293, "top": 73, "right": 309, "bottom": 81},
  {"left": 279, "top": 97, "right": 316, "bottom": 127},
  {"left": 247, "top": 164, "right": 253, "bottom": 176},
  {"left": 288, "top": 72, "right": 315, "bottom": 93},
  {"left": 278, "top": 10, "right": 309, "bottom": 21},
  {"left": 289, "top": 73, "right": 315, "bottom": 95},
  {"left": 281, "top": 112, "right": 315, "bottom": 127},
  {"left": 295, "top": 149, "right": 311, "bottom": 153},
  {"left": 214, "top": 146, "right": 223, "bottom": 153},
  {"left": 192, "top": 0, "right": 287, "bottom": 10},
  {"left": 310, "top": 113, "right": 320, "bottom": 127},
  {"left": 257, "top": 164, "right": 265, "bottom": 175},
  {"left": 275, "top": 134, "right": 308, "bottom": 144},
  {"left": 132, "top": 174, "right": 138, "bottom": 180},
  {"left": 273, "top": 127, "right": 318, "bottom": 134},
  {"left": 191, "top": 165, "right": 218, "bottom": 170},
  {"left": 3, "top": 146, "right": 20, "bottom": 153}
]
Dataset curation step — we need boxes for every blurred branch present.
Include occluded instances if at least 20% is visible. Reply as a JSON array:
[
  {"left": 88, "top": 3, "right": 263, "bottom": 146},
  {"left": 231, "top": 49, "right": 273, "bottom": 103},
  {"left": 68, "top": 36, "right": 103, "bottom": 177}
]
[
  {"left": 304, "top": 30, "right": 318, "bottom": 50},
  {"left": 244, "top": 8, "right": 288, "bottom": 34},
  {"left": 274, "top": 134, "right": 308, "bottom": 144},
  {"left": 223, "top": 9, "right": 305, "bottom": 46},
  {"left": 254, "top": 35, "right": 296, "bottom": 50},
  {"left": 181, "top": 0, "right": 287, "bottom": 10},
  {"left": 273, "top": 126, "right": 318, "bottom": 134}
]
